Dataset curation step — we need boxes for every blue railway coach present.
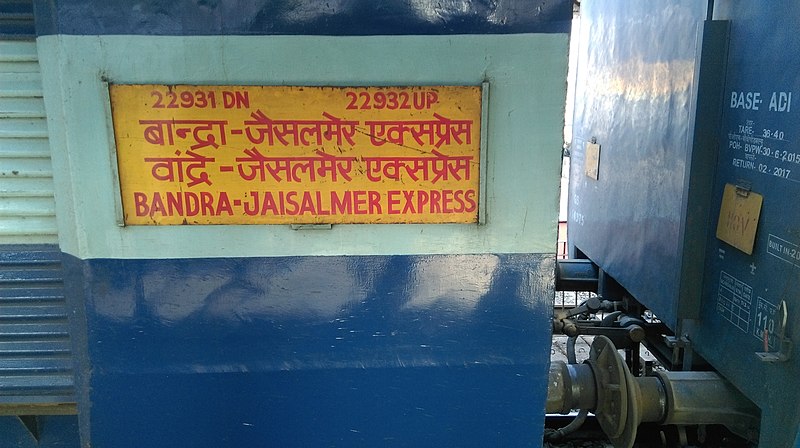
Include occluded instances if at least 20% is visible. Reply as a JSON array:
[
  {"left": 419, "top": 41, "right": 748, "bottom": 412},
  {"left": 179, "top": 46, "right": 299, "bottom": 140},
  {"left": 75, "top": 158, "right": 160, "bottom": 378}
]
[
  {"left": 567, "top": 1, "right": 800, "bottom": 447},
  {"left": 0, "top": 0, "right": 572, "bottom": 446}
]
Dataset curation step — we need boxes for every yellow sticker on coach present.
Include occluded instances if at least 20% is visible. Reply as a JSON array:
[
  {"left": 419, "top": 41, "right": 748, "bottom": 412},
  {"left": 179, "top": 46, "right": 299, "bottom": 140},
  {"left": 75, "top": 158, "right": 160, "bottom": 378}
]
[
  {"left": 716, "top": 183, "right": 763, "bottom": 255},
  {"left": 109, "top": 85, "right": 482, "bottom": 225}
]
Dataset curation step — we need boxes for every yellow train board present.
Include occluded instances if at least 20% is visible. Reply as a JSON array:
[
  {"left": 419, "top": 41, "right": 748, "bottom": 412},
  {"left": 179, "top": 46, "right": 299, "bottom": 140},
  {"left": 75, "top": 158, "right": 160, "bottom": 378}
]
[{"left": 109, "top": 85, "right": 482, "bottom": 225}]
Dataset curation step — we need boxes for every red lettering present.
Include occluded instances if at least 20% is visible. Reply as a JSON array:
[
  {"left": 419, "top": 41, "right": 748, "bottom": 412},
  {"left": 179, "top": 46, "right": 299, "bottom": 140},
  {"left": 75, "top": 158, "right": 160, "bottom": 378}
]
[
  {"left": 261, "top": 191, "right": 279, "bottom": 215},
  {"left": 200, "top": 192, "right": 214, "bottom": 215},
  {"left": 152, "top": 90, "right": 219, "bottom": 109},
  {"left": 185, "top": 192, "right": 199, "bottom": 216},
  {"left": 151, "top": 193, "right": 166, "bottom": 216},
  {"left": 236, "top": 91, "right": 250, "bottom": 108},
  {"left": 134, "top": 192, "right": 149, "bottom": 216},
  {"left": 453, "top": 190, "right": 465, "bottom": 213},
  {"left": 387, "top": 190, "right": 401, "bottom": 214},
  {"left": 368, "top": 191, "right": 382, "bottom": 214},
  {"left": 299, "top": 191, "right": 316, "bottom": 215},
  {"left": 413, "top": 92, "right": 426, "bottom": 110},
  {"left": 399, "top": 92, "right": 410, "bottom": 109},
  {"left": 166, "top": 192, "right": 183, "bottom": 216},
  {"left": 353, "top": 190, "right": 368, "bottom": 215},
  {"left": 429, "top": 190, "right": 441, "bottom": 213},
  {"left": 416, "top": 190, "right": 429, "bottom": 213},
  {"left": 223, "top": 90, "right": 249, "bottom": 109},
  {"left": 216, "top": 192, "right": 232, "bottom": 216},
  {"left": 278, "top": 191, "right": 285, "bottom": 215},
  {"left": 349, "top": 90, "right": 435, "bottom": 110},
  {"left": 345, "top": 92, "right": 358, "bottom": 110},
  {"left": 331, "top": 191, "right": 352, "bottom": 215},
  {"left": 244, "top": 191, "right": 259, "bottom": 216},
  {"left": 444, "top": 190, "right": 454, "bottom": 213},
  {"left": 316, "top": 191, "right": 330, "bottom": 215},
  {"left": 464, "top": 189, "right": 477, "bottom": 212},
  {"left": 133, "top": 191, "right": 238, "bottom": 218},
  {"left": 285, "top": 191, "right": 299, "bottom": 215},
  {"left": 402, "top": 190, "right": 416, "bottom": 214},
  {"left": 426, "top": 91, "right": 438, "bottom": 108},
  {"left": 224, "top": 91, "right": 235, "bottom": 108}
]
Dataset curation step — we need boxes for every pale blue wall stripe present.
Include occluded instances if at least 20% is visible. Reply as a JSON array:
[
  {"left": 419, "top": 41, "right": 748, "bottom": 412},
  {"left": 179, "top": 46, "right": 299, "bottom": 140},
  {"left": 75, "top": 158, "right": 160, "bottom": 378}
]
[{"left": 38, "top": 34, "right": 567, "bottom": 259}]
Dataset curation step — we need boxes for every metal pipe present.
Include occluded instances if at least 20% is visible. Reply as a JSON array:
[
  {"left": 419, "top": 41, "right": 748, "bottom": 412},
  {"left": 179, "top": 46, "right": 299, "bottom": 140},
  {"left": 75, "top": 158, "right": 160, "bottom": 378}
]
[
  {"left": 566, "top": 336, "right": 578, "bottom": 364},
  {"left": 545, "top": 362, "right": 596, "bottom": 414},
  {"left": 555, "top": 259, "right": 598, "bottom": 292},
  {"left": 656, "top": 371, "right": 759, "bottom": 441},
  {"left": 544, "top": 409, "right": 589, "bottom": 441},
  {"left": 546, "top": 336, "right": 760, "bottom": 447}
]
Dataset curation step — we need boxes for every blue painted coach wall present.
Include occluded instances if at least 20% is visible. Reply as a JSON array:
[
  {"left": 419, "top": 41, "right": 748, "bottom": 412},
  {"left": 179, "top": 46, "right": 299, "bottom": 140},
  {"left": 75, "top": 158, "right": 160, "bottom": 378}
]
[
  {"left": 686, "top": 2, "right": 800, "bottom": 446},
  {"left": 0, "top": 416, "right": 78, "bottom": 448},
  {"left": 35, "top": 1, "right": 570, "bottom": 446},
  {"left": 33, "top": 0, "right": 571, "bottom": 36},
  {"left": 569, "top": 0, "right": 707, "bottom": 329},
  {"left": 570, "top": 1, "right": 800, "bottom": 445},
  {"left": 64, "top": 253, "right": 555, "bottom": 447}
]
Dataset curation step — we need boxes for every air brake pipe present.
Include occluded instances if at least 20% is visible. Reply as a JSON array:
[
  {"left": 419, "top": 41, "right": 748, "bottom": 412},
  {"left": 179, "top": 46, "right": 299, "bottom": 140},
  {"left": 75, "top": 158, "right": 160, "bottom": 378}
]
[{"left": 555, "top": 259, "right": 599, "bottom": 292}]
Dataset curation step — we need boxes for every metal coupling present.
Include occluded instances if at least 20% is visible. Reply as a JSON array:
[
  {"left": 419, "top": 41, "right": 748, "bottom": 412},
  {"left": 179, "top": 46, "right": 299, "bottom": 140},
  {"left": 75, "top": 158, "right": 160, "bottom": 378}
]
[
  {"left": 546, "top": 336, "right": 760, "bottom": 448},
  {"left": 546, "top": 361, "right": 596, "bottom": 414}
]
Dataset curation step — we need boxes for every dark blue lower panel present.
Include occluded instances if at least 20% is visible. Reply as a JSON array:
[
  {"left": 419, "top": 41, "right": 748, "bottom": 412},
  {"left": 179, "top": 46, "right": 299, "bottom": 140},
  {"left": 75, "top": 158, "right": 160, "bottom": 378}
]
[
  {"left": 33, "top": 0, "right": 571, "bottom": 36},
  {"left": 64, "top": 253, "right": 554, "bottom": 447},
  {"left": 0, "top": 416, "right": 78, "bottom": 448},
  {"left": 92, "top": 367, "right": 541, "bottom": 447}
]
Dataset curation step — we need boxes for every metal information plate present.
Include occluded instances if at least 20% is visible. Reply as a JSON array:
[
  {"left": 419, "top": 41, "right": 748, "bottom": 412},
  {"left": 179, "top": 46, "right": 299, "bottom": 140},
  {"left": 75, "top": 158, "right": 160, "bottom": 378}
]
[
  {"left": 584, "top": 142, "right": 601, "bottom": 180},
  {"left": 716, "top": 183, "right": 763, "bottom": 255},
  {"left": 109, "top": 85, "right": 482, "bottom": 225}
]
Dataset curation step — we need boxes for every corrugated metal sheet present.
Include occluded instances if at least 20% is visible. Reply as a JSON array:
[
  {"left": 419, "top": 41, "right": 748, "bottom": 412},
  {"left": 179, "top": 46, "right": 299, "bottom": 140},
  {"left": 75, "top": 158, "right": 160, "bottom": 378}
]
[
  {"left": 0, "top": 13, "right": 77, "bottom": 415},
  {"left": 0, "top": 40, "right": 59, "bottom": 245},
  {"left": 0, "top": 0, "right": 34, "bottom": 39},
  {"left": 0, "top": 245, "right": 75, "bottom": 414}
]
